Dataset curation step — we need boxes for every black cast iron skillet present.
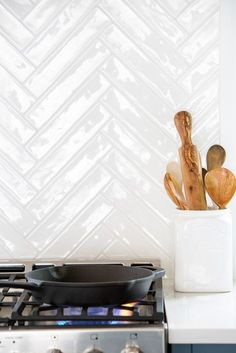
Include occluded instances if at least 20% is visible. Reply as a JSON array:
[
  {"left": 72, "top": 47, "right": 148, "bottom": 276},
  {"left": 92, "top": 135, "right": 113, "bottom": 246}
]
[{"left": 0, "top": 264, "right": 165, "bottom": 306}]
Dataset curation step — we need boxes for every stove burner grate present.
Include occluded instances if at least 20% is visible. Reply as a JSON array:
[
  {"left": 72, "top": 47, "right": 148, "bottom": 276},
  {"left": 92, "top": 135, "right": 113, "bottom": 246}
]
[{"left": 0, "top": 264, "right": 164, "bottom": 328}]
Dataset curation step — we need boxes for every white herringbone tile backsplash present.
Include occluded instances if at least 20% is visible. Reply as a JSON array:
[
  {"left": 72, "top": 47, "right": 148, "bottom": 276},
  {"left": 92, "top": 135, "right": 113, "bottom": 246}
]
[{"left": 0, "top": 0, "right": 220, "bottom": 276}]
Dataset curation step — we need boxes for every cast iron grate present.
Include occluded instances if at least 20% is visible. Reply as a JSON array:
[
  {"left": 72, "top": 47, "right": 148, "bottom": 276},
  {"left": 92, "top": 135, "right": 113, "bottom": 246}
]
[{"left": 0, "top": 264, "right": 164, "bottom": 328}]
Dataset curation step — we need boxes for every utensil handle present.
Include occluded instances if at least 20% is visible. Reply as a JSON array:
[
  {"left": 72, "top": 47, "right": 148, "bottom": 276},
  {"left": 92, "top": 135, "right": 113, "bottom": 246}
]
[
  {"left": 140, "top": 266, "right": 165, "bottom": 280},
  {"left": 0, "top": 281, "right": 39, "bottom": 291},
  {"left": 174, "top": 111, "right": 192, "bottom": 145},
  {"left": 179, "top": 145, "right": 207, "bottom": 210}
]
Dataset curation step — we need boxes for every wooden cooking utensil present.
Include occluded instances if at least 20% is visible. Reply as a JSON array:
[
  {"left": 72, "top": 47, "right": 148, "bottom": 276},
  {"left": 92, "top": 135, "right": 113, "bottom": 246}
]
[
  {"left": 174, "top": 111, "right": 207, "bottom": 210},
  {"left": 207, "top": 144, "right": 226, "bottom": 171},
  {"left": 166, "top": 161, "right": 182, "bottom": 194},
  {"left": 205, "top": 167, "right": 236, "bottom": 209},
  {"left": 164, "top": 173, "right": 188, "bottom": 210},
  {"left": 202, "top": 167, "right": 207, "bottom": 184}
]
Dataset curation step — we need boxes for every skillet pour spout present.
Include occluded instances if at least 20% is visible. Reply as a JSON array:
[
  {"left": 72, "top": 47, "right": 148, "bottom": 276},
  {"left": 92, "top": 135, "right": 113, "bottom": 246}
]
[{"left": 0, "top": 264, "right": 165, "bottom": 306}]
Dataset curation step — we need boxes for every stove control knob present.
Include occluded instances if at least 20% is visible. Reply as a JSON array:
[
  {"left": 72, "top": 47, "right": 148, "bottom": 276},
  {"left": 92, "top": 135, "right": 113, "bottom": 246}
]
[
  {"left": 47, "top": 350, "right": 63, "bottom": 353},
  {"left": 121, "top": 344, "right": 143, "bottom": 353}
]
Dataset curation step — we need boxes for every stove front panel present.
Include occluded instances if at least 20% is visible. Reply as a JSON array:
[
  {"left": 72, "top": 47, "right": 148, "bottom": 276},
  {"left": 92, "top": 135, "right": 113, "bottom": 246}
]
[{"left": 0, "top": 326, "right": 166, "bottom": 353}]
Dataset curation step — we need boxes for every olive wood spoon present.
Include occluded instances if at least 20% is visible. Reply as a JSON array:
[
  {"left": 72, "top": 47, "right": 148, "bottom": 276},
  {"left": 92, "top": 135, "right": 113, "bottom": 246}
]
[
  {"left": 202, "top": 167, "right": 207, "bottom": 184},
  {"left": 164, "top": 173, "right": 188, "bottom": 210},
  {"left": 205, "top": 167, "right": 236, "bottom": 209},
  {"left": 206, "top": 144, "right": 226, "bottom": 171},
  {"left": 166, "top": 161, "right": 182, "bottom": 194}
]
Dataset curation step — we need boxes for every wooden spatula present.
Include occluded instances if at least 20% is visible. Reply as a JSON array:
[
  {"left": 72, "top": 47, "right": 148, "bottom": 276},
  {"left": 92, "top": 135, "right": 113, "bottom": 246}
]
[
  {"left": 207, "top": 144, "right": 226, "bottom": 171},
  {"left": 205, "top": 167, "right": 236, "bottom": 209},
  {"left": 174, "top": 111, "right": 207, "bottom": 210},
  {"left": 164, "top": 173, "right": 188, "bottom": 210}
]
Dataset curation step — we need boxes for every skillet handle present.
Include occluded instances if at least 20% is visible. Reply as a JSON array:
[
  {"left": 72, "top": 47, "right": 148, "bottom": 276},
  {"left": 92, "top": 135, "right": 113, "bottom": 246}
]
[
  {"left": 141, "top": 266, "right": 165, "bottom": 280},
  {"left": 0, "top": 281, "right": 39, "bottom": 291}
]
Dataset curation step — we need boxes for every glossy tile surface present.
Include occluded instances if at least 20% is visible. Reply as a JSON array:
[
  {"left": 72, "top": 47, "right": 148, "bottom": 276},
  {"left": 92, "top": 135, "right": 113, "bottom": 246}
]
[{"left": 0, "top": 0, "right": 220, "bottom": 276}]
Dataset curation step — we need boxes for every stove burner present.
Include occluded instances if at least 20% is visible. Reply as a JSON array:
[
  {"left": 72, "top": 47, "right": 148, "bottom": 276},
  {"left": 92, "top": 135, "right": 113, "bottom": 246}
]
[{"left": 0, "top": 263, "right": 164, "bottom": 328}]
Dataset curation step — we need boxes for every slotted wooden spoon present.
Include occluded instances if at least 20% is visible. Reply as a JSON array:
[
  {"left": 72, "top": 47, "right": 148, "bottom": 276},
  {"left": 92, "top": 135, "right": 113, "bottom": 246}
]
[
  {"left": 205, "top": 167, "right": 236, "bottom": 209},
  {"left": 164, "top": 173, "right": 188, "bottom": 210},
  {"left": 206, "top": 144, "right": 226, "bottom": 171}
]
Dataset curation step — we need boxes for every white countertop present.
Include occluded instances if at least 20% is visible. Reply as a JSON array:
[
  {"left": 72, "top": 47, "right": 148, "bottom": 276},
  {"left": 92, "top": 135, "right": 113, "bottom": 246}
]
[{"left": 164, "top": 280, "right": 236, "bottom": 344}]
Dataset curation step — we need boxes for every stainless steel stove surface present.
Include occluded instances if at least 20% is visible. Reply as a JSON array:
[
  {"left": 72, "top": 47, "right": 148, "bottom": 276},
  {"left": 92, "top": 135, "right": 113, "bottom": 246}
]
[{"left": 0, "top": 262, "right": 167, "bottom": 353}]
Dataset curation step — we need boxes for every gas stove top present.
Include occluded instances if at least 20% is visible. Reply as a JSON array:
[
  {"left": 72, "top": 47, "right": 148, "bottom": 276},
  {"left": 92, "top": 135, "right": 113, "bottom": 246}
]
[{"left": 0, "top": 262, "right": 167, "bottom": 353}]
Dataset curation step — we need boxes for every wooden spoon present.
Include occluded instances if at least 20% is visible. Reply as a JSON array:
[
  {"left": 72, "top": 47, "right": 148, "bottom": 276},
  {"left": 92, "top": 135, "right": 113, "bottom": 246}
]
[
  {"left": 202, "top": 167, "right": 207, "bottom": 184},
  {"left": 166, "top": 161, "right": 182, "bottom": 194},
  {"left": 207, "top": 144, "right": 226, "bottom": 171},
  {"left": 205, "top": 167, "right": 236, "bottom": 209},
  {"left": 164, "top": 173, "right": 188, "bottom": 210}
]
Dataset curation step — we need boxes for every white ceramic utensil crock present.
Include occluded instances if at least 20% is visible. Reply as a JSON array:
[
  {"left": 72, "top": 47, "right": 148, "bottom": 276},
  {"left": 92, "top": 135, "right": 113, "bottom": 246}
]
[{"left": 174, "top": 209, "right": 233, "bottom": 292}]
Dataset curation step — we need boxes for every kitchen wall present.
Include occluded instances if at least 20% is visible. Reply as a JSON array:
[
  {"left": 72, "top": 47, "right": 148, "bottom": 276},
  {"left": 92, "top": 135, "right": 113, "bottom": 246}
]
[
  {"left": 221, "top": 0, "right": 236, "bottom": 276},
  {"left": 0, "top": 0, "right": 222, "bottom": 277}
]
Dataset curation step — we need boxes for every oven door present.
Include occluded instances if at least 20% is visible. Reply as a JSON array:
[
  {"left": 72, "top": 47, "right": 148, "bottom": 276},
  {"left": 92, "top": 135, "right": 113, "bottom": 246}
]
[{"left": 0, "top": 326, "right": 166, "bottom": 353}]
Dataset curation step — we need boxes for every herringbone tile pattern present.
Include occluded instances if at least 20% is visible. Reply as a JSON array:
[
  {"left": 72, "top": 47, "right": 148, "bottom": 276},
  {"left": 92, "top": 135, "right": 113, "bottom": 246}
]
[{"left": 0, "top": 0, "right": 220, "bottom": 276}]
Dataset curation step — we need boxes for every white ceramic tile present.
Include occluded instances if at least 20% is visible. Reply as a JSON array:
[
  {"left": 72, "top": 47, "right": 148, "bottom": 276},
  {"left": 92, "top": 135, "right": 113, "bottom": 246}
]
[
  {"left": 160, "top": 0, "right": 191, "bottom": 16},
  {"left": 102, "top": 119, "right": 167, "bottom": 184},
  {"left": 187, "top": 76, "right": 219, "bottom": 116},
  {"left": 181, "top": 48, "right": 219, "bottom": 94},
  {"left": 100, "top": 0, "right": 186, "bottom": 45},
  {"left": 180, "top": 12, "right": 219, "bottom": 63},
  {"left": 25, "top": 9, "right": 110, "bottom": 96},
  {"left": 102, "top": 150, "right": 172, "bottom": 220},
  {"left": 0, "top": 34, "right": 34, "bottom": 81},
  {"left": 102, "top": 24, "right": 187, "bottom": 79},
  {"left": 0, "top": 217, "right": 37, "bottom": 258},
  {"left": 27, "top": 101, "right": 111, "bottom": 160},
  {"left": 24, "top": 0, "right": 96, "bottom": 64},
  {"left": 0, "top": 188, "right": 35, "bottom": 235},
  {"left": 0, "top": 0, "right": 220, "bottom": 277},
  {"left": 103, "top": 181, "right": 172, "bottom": 252},
  {"left": 0, "top": 129, "right": 35, "bottom": 174},
  {"left": 26, "top": 42, "right": 110, "bottom": 133},
  {"left": 0, "top": 100, "right": 35, "bottom": 143},
  {"left": 0, "top": 161, "right": 36, "bottom": 204},
  {"left": 178, "top": 0, "right": 219, "bottom": 33},
  {"left": 23, "top": 0, "right": 69, "bottom": 34},
  {"left": 0, "top": 0, "right": 34, "bottom": 19},
  {"left": 105, "top": 210, "right": 170, "bottom": 258},
  {"left": 40, "top": 197, "right": 113, "bottom": 259},
  {"left": 27, "top": 167, "right": 111, "bottom": 251},
  {"left": 27, "top": 135, "right": 111, "bottom": 220},
  {"left": 101, "top": 88, "right": 177, "bottom": 157},
  {"left": 0, "top": 65, "right": 34, "bottom": 112},
  {"left": 27, "top": 71, "right": 109, "bottom": 128},
  {"left": 102, "top": 25, "right": 184, "bottom": 106},
  {"left": 0, "top": 3, "right": 33, "bottom": 49},
  {"left": 101, "top": 57, "right": 174, "bottom": 122},
  {"left": 67, "top": 224, "right": 115, "bottom": 260}
]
